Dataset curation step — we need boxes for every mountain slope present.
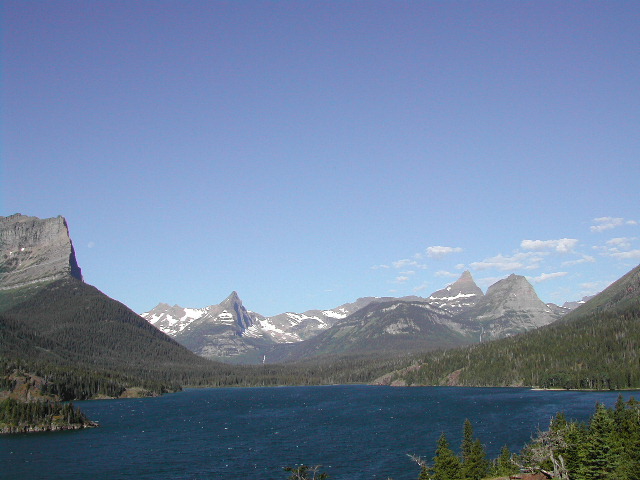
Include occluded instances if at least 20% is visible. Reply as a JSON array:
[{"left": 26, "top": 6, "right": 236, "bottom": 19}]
[
  {"left": 247, "top": 295, "right": 426, "bottom": 342},
  {"left": 265, "top": 273, "right": 560, "bottom": 363},
  {"left": 141, "top": 294, "right": 428, "bottom": 362},
  {"left": 379, "top": 263, "right": 640, "bottom": 389},
  {"left": 0, "top": 277, "right": 219, "bottom": 396},
  {"left": 427, "top": 270, "right": 484, "bottom": 314},
  {"left": 455, "top": 273, "right": 561, "bottom": 341},
  {"left": 1, "top": 215, "right": 231, "bottom": 398},
  {"left": 144, "top": 291, "right": 275, "bottom": 361},
  {"left": 142, "top": 271, "right": 563, "bottom": 364},
  {"left": 266, "top": 299, "right": 474, "bottom": 362},
  {"left": 0, "top": 214, "right": 83, "bottom": 311}
]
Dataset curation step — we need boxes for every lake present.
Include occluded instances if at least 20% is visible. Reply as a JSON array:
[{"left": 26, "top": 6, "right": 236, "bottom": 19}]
[{"left": 2, "top": 385, "right": 638, "bottom": 480}]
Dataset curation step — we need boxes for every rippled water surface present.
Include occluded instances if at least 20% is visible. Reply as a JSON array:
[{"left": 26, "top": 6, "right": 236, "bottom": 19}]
[{"left": 2, "top": 385, "right": 638, "bottom": 479}]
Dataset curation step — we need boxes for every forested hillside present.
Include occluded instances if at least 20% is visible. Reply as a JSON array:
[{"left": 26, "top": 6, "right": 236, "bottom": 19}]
[
  {"left": 380, "top": 264, "right": 640, "bottom": 389},
  {"left": 0, "top": 278, "right": 413, "bottom": 400},
  {"left": 0, "top": 397, "right": 97, "bottom": 433}
]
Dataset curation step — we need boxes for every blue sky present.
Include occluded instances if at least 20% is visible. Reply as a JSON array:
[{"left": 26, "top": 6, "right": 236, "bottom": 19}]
[{"left": 2, "top": 1, "right": 639, "bottom": 316}]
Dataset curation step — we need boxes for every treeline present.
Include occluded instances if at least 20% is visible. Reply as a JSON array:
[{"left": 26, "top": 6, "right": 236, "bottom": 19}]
[
  {"left": 0, "top": 397, "right": 96, "bottom": 434},
  {"left": 517, "top": 396, "right": 640, "bottom": 480},
  {"left": 1, "top": 350, "right": 414, "bottom": 403},
  {"left": 413, "top": 418, "right": 518, "bottom": 480},
  {"left": 1, "top": 358, "right": 179, "bottom": 400},
  {"left": 1, "top": 278, "right": 415, "bottom": 402},
  {"left": 393, "top": 300, "right": 640, "bottom": 389},
  {"left": 417, "top": 397, "right": 640, "bottom": 479},
  {"left": 284, "top": 398, "right": 640, "bottom": 480}
]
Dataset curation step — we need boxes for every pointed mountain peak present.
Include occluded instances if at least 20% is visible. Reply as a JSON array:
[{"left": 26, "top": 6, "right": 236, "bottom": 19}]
[
  {"left": 431, "top": 271, "right": 483, "bottom": 298},
  {"left": 455, "top": 270, "right": 481, "bottom": 288},
  {"left": 460, "top": 270, "right": 473, "bottom": 280},
  {"left": 427, "top": 270, "right": 484, "bottom": 314},
  {"left": 223, "top": 291, "right": 242, "bottom": 305}
]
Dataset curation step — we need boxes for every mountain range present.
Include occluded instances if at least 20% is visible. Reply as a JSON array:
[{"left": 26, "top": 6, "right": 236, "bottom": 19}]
[
  {"left": 2, "top": 213, "right": 639, "bottom": 399},
  {"left": 376, "top": 261, "right": 640, "bottom": 389},
  {"left": 142, "top": 269, "right": 574, "bottom": 363},
  {"left": 0, "top": 213, "right": 579, "bottom": 368}
]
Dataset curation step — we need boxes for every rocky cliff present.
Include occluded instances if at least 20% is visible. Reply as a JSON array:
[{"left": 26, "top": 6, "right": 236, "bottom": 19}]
[
  {"left": 0, "top": 214, "right": 82, "bottom": 291},
  {"left": 427, "top": 270, "right": 484, "bottom": 314},
  {"left": 144, "top": 291, "right": 273, "bottom": 360},
  {"left": 456, "top": 274, "right": 561, "bottom": 340}
]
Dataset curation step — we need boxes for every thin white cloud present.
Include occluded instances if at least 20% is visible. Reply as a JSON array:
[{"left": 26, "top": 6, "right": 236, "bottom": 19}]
[
  {"left": 426, "top": 245, "right": 463, "bottom": 258},
  {"left": 435, "top": 270, "right": 459, "bottom": 278},
  {"left": 594, "top": 236, "right": 639, "bottom": 259},
  {"left": 413, "top": 283, "right": 431, "bottom": 293},
  {"left": 606, "top": 237, "right": 635, "bottom": 250},
  {"left": 609, "top": 250, "right": 640, "bottom": 259},
  {"left": 371, "top": 264, "right": 390, "bottom": 270},
  {"left": 470, "top": 252, "right": 543, "bottom": 271},
  {"left": 400, "top": 270, "right": 416, "bottom": 276},
  {"left": 521, "top": 238, "right": 578, "bottom": 253},
  {"left": 528, "top": 271, "right": 568, "bottom": 283},
  {"left": 393, "top": 259, "right": 415, "bottom": 269},
  {"left": 590, "top": 217, "right": 637, "bottom": 233},
  {"left": 562, "top": 255, "right": 595, "bottom": 266},
  {"left": 391, "top": 259, "right": 428, "bottom": 270},
  {"left": 395, "top": 276, "right": 410, "bottom": 284},
  {"left": 476, "top": 276, "right": 503, "bottom": 291},
  {"left": 579, "top": 281, "right": 607, "bottom": 297}
]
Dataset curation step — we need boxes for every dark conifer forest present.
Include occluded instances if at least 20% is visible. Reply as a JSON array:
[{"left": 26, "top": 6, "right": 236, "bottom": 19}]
[
  {"left": 0, "top": 278, "right": 413, "bottom": 401},
  {"left": 284, "top": 399, "right": 640, "bottom": 479},
  {"left": 0, "top": 397, "right": 95, "bottom": 433},
  {"left": 385, "top": 264, "right": 640, "bottom": 389}
]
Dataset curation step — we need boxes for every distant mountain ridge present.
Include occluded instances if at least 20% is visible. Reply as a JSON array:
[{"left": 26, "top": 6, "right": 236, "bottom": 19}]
[
  {"left": 427, "top": 270, "right": 484, "bottom": 314},
  {"left": 376, "top": 262, "right": 640, "bottom": 389},
  {"left": 144, "top": 291, "right": 272, "bottom": 359},
  {"left": 143, "top": 271, "right": 570, "bottom": 363},
  {"left": 454, "top": 273, "right": 561, "bottom": 341},
  {"left": 265, "top": 299, "right": 471, "bottom": 363},
  {"left": 3, "top": 213, "right": 638, "bottom": 397}
]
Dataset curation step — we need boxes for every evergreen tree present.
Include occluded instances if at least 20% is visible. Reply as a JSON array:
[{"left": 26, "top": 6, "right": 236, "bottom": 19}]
[
  {"left": 578, "top": 403, "right": 617, "bottom": 479},
  {"left": 612, "top": 398, "right": 640, "bottom": 480},
  {"left": 493, "top": 445, "right": 519, "bottom": 477},
  {"left": 461, "top": 419, "right": 474, "bottom": 465},
  {"left": 462, "top": 438, "right": 488, "bottom": 480},
  {"left": 418, "top": 464, "right": 432, "bottom": 480},
  {"left": 433, "top": 432, "right": 461, "bottom": 480},
  {"left": 458, "top": 419, "right": 489, "bottom": 480}
]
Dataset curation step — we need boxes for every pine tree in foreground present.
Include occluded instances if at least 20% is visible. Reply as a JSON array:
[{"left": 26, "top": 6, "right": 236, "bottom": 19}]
[{"left": 432, "top": 432, "right": 461, "bottom": 480}]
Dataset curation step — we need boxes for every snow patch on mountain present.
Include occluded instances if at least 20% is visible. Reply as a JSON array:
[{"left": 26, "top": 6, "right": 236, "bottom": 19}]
[{"left": 322, "top": 308, "right": 349, "bottom": 319}]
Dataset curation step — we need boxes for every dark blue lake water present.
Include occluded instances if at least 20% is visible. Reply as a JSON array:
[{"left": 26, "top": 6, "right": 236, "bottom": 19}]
[{"left": 2, "top": 385, "right": 638, "bottom": 480}]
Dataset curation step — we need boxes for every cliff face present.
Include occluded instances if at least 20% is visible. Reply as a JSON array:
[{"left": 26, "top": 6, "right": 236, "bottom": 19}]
[
  {"left": 0, "top": 214, "right": 82, "bottom": 290},
  {"left": 428, "top": 270, "right": 484, "bottom": 314},
  {"left": 457, "top": 274, "right": 561, "bottom": 340}
]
